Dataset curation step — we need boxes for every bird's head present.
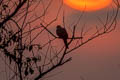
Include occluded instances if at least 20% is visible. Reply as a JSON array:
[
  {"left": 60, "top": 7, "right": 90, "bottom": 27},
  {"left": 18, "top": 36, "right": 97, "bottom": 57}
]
[{"left": 57, "top": 25, "right": 62, "bottom": 29}]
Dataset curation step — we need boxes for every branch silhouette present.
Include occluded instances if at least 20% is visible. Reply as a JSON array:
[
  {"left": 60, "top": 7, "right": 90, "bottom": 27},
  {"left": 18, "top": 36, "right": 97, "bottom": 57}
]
[{"left": 0, "top": 0, "right": 119, "bottom": 80}]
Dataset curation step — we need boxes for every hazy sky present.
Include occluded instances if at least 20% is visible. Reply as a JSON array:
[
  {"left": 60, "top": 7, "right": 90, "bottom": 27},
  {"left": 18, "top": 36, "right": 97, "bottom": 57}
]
[
  {"left": 0, "top": 0, "right": 120, "bottom": 80},
  {"left": 47, "top": 25, "right": 120, "bottom": 80},
  {"left": 40, "top": 0, "right": 120, "bottom": 80}
]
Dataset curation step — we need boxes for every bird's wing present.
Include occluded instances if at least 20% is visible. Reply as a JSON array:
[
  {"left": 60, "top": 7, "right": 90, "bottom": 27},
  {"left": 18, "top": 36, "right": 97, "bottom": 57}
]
[
  {"left": 61, "top": 28, "right": 68, "bottom": 38},
  {"left": 56, "top": 27, "right": 68, "bottom": 39}
]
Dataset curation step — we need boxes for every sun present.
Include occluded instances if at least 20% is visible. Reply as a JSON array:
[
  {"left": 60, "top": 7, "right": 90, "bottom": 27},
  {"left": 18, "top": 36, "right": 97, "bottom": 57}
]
[{"left": 64, "top": 0, "right": 112, "bottom": 11}]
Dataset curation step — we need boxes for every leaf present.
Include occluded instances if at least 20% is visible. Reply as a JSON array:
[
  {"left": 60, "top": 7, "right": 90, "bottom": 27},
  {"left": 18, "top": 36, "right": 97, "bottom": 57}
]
[
  {"left": 39, "top": 66, "right": 41, "bottom": 73},
  {"left": 29, "top": 45, "right": 33, "bottom": 51},
  {"left": 26, "top": 57, "right": 31, "bottom": 62},
  {"left": 38, "top": 45, "right": 42, "bottom": 50},
  {"left": 3, "top": 5, "right": 8, "bottom": 10},
  {"left": 29, "top": 67, "right": 34, "bottom": 74},
  {"left": 14, "top": 50, "right": 16, "bottom": 58},
  {"left": 24, "top": 67, "right": 28, "bottom": 76},
  {"left": 0, "top": 35, "right": 2, "bottom": 42},
  {"left": 32, "top": 57, "right": 37, "bottom": 63},
  {"left": 38, "top": 55, "right": 41, "bottom": 61},
  {"left": 4, "top": 50, "right": 9, "bottom": 57},
  {"left": 12, "top": 35, "right": 17, "bottom": 42}
]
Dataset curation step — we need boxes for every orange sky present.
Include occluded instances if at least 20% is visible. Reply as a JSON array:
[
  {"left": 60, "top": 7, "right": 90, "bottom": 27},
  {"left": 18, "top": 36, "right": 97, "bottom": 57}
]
[
  {"left": 26, "top": 0, "right": 120, "bottom": 80},
  {"left": 0, "top": 0, "right": 119, "bottom": 80},
  {"left": 43, "top": 0, "right": 120, "bottom": 80},
  {"left": 64, "top": 0, "right": 112, "bottom": 11}
]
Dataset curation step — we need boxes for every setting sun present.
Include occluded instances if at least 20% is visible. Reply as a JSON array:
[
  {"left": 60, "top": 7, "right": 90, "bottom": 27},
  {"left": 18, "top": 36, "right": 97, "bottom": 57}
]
[{"left": 64, "top": 0, "right": 112, "bottom": 11}]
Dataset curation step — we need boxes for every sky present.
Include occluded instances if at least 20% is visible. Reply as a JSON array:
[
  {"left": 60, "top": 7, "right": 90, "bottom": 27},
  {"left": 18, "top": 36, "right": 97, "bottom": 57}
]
[
  {"left": 0, "top": 0, "right": 120, "bottom": 80},
  {"left": 39, "top": 0, "right": 120, "bottom": 80},
  {"left": 47, "top": 25, "right": 120, "bottom": 80}
]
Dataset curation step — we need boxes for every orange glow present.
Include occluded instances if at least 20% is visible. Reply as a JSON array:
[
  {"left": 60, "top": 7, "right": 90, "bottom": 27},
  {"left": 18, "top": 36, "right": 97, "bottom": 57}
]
[{"left": 64, "top": 0, "right": 112, "bottom": 11}]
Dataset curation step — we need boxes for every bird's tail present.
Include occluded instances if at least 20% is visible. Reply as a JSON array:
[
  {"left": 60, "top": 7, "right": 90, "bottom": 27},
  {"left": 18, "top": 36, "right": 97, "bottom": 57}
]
[{"left": 63, "top": 39, "right": 68, "bottom": 49}]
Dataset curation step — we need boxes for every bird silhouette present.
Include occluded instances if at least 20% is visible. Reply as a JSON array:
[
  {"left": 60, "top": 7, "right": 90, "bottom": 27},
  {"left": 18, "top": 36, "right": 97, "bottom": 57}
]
[{"left": 56, "top": 25, "right": 68, "bottom": 48}]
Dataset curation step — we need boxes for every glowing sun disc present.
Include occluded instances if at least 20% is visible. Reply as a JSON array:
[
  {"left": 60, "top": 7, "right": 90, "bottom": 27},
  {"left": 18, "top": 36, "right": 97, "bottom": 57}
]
[{"left": 64, "top": 0, "right": 112, "bottom": 11}]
